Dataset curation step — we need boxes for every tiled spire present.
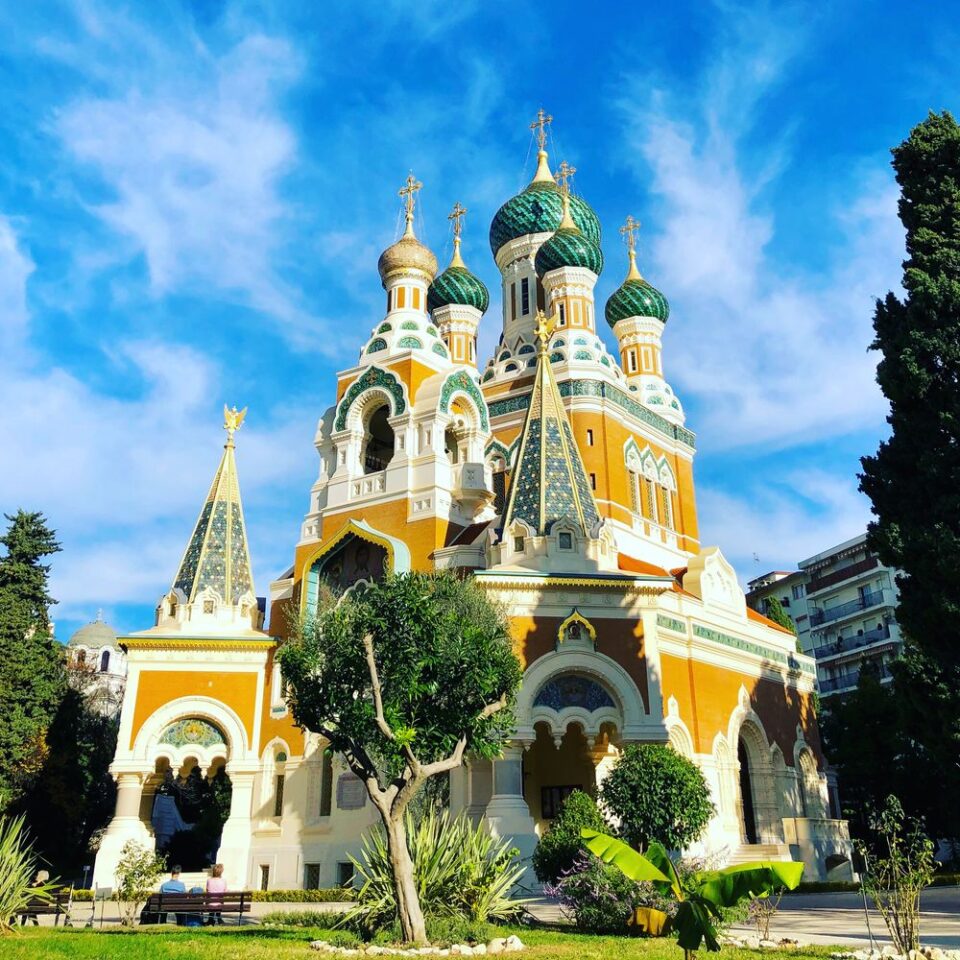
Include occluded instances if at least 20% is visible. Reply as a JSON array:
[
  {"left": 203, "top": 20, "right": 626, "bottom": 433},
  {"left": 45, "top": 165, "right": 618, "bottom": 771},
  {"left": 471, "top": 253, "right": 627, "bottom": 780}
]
[
  {"left": 502, "top": 312, "right": 601, "bottom": 535},
  {"left": 171, "top": 406, "right": 254, "bottom": 606}
]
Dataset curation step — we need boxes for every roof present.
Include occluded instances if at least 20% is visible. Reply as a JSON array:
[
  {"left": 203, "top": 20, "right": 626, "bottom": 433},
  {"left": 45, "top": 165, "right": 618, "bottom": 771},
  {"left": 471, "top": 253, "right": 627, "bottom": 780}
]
[
  {"left": 501, "top": 325, "right": 601, "bottom": 535},
  {"left": 68, "top": 614, "right": 117, "bottom": 648},
  {"left": 171, "top": 435, "right": 254, "bottom": 605},
  {"left": 617, "top": 553, "right": 673, "bottom": 578},
  {"left": 746, "top": 606, "right": 798, "bottom": 636}
]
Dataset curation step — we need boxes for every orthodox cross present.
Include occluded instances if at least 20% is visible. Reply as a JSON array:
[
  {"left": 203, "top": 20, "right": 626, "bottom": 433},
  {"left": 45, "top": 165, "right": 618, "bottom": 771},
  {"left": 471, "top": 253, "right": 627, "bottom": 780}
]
[
  {"left": 398, "top": 172, "right": 423, "bottom": 226},
  {"left": 448, "top": 201, "right": 467, "bottom": 240},
  {"left": 620, "top": 215, "right": 641, "bottom": 252},
  {"left": 530, "top": 108, "right": 553, "bottom": 150},
  {"left": 555, "top": 160, "right": 576, "bottom": 194},
  {"left": 223, "top": 404, "right": 247, "bottom": 445}
]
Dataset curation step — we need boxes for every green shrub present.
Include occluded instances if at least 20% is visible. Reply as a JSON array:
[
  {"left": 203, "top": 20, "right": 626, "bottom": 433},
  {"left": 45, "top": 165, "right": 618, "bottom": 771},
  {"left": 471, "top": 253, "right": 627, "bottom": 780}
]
[
  {"left": 251, "top": 888, "right": 354, "bottom": 902},
  {"left": 260, "top": 909, "right": 350, "bottom": 930},
  {"left": 343, "top": 809, "right": 527, "bottom": 935},
  {"left": 547, "top": 853, "right": 668, "bottom": 934},
  {"left": 600, "top": 744, "right": 715, "bottom": 851},
  {"left": 113, "top": 841, "right": 165, "bottom": 926},
  {"left": 0, "top": 815, "right": 54, "bottom": 934},
  {"left": 532, "top": 790, "right": 608, "bottom": 884}
]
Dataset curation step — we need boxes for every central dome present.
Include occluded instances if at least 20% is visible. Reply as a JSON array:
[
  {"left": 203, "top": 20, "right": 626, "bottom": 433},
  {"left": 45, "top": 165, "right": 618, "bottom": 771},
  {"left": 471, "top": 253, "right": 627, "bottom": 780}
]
[
  {"left": 489, "top": 181, "right": 601, "bottom": 256},
  {"left": 377, "top": 234, "right": 438, "bottom": 285}
]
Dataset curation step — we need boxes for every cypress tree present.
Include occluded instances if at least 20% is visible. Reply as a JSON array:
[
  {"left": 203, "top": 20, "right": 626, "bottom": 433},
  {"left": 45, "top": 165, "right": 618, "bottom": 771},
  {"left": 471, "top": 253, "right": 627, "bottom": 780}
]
[
  {"left": 0, "top": 510, "right": 66, "bottom": 807},
  {"left": 859, "top": 111, "right": 960, "bottom": 837},
  {"left": 764, "top": 596, "right": 798, "bottom": 636}
]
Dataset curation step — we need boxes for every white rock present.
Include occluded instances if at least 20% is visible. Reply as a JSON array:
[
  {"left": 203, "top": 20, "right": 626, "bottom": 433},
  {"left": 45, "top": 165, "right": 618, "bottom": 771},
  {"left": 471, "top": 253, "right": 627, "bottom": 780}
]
[
  {"left": 488, "top": 940, "right": 506, "bottom": 955},
  {"left": 744, "top": 939, "right": 762, "bottom": 950},
  {"left": 473, "top": 947, "right": 487, "bottom": 956},
  {"left": 504, "top": 937, "right": 523, "bottom": 953}
]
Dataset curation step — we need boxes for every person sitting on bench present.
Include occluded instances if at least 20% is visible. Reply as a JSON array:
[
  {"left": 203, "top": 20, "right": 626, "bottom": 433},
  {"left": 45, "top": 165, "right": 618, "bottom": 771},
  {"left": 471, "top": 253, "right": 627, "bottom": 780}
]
[
  {"left": 159, "top": 865, "right": 186, "bottom": 925},
  {"left": 205, "top": 864, "right": 227, "bottom": 926}
]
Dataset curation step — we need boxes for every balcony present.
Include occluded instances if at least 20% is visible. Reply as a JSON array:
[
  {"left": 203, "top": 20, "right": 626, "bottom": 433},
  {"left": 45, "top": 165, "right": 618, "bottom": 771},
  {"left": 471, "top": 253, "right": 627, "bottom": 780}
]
[
  {"left": 452, "top": 462, "right": 494, "bottom": 517},
  {"left": 819, "top": 663, "right": 892, "bottom": 694},
  {"left": 352, "top": 470, "right": 386, "bottom": 498},
  {"left": 812, "top": 625, "right": 896, "bottom": 660},
  {"left": 809, "top": 589, "right": 887, "bottom": 627},
  {"left": 806, "top": 556, "right": 878, "bottom": 595}
]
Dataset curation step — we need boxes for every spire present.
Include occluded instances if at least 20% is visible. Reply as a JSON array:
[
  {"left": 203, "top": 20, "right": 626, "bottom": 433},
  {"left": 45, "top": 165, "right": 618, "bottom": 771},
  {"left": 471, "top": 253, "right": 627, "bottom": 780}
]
[
  {"left": 171, "top": 406, "right": 255, "bottom": 607},
  {"left": 502, "top": 312, "right": 602, "bottom": 535},
  {"left": 529, "top": 108, "right": 555, "bottom": 184},
  {"left": 398, "top": 172, "right": 423, "bottom": 239},
  {"left": 447, "top": 201, "right": 468, "bottom": 269},
  {"left": 620, "top": 215, "right": 643, "bottom": 280}
]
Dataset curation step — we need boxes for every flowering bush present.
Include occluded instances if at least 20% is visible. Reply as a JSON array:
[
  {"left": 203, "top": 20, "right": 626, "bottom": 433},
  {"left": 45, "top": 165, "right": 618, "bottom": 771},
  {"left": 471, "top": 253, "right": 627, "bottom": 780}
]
[{"left": 545, "top": 853, "right": 671, "bottom": 934}]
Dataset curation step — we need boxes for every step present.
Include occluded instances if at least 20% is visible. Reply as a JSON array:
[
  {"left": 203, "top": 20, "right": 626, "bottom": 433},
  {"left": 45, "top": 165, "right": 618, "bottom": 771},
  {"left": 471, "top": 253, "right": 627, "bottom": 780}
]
[{"left": 727, "top": 843, "right": 793, "bottom": 865}]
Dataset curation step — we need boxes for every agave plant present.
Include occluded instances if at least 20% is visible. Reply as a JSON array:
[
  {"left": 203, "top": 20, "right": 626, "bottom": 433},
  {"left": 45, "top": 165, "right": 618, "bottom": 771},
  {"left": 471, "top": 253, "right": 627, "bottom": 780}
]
[
  {"left": 582, "top": 829, "right": 803, "bottom": 955},
  {"left": 0, "top": 815, "right": 53, "bottom": 935},
  {"left": 343, "top": 809, "right": 528, "bottom": 935}
]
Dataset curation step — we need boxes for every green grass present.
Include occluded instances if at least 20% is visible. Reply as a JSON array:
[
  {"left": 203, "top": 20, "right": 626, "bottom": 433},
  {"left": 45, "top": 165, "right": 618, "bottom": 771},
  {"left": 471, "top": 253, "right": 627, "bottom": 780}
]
[{"left": 2, "top": 926, "right": 842, "bottom": 960}]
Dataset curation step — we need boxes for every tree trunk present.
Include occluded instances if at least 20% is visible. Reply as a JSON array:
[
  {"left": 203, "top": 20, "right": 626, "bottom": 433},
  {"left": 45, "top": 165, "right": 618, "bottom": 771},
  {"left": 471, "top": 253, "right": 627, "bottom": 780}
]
[{"left": 386, "top": 814, "right": 427, "bottom": 944}]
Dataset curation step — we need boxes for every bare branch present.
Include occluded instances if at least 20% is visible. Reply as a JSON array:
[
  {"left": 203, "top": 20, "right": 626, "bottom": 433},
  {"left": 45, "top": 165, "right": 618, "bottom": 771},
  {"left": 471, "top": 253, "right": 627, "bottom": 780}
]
[
  {"left": 419, "top": 736, "right": 469, "bottom": 779},
  {"left": 479, "top": 692, "right": 509, "bottom": 720},
  {"left": 363, "top": 633, "right": 397, "bottom": 743}
]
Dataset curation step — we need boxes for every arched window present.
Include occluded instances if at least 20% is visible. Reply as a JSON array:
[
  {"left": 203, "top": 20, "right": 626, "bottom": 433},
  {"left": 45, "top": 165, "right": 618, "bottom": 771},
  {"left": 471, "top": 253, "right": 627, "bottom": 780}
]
[
  {"left": 99, "top": 650, "right": 110, "bottom": 673},
  {"left": 660, "top": 487, "right": 674, "bottom": 530},
  {"left": 76, "top": 649, "right": 87, "bottom": 666},
  {"left": 320, "top": 749, "right": 334, "bottom": 817},
  {"left": 362, "top": 405, "right": 394, "bottom": 474},
  {"left": 444, "top": 426, "right": 462, "bottom": 464}
]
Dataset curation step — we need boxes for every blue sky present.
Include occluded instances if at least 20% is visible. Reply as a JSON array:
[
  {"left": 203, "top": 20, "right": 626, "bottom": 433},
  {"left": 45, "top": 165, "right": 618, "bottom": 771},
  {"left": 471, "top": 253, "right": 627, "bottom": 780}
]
[{"left": 0, "top": 0, "right": 955, "bottom": 641}]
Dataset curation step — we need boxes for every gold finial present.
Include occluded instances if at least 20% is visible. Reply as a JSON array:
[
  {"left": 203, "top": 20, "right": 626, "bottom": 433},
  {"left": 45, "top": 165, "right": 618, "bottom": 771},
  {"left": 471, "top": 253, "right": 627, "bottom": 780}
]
[
  {"left": 398, "top": 172, "right": 423, "bottom": 238},
  {"left": 554, "top": 160, "right": 576, "bottom": 194},
  {"left": 224, "top": 404, "right": 248, "bottom": 446},
  {"left": 448, "top": 201, "right": 467, "bottom": 268},
  {"left": 620, "top": 215, "right": 643, "bottom": 280},
  {"left": 534, "top": 309, "right": 557, "bottom": 355},
  {"left": 530, "top": 108, "right": 555, "bottom": 183},
  {"left": 530, "top": 108, "right": 553, "bottom": 150}
]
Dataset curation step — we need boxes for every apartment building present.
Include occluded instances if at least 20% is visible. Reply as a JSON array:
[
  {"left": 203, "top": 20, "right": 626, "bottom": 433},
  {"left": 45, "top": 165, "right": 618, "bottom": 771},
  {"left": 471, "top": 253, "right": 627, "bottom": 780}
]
[{"left": 746, "top": 533, "right": 902, "bottom": 701}]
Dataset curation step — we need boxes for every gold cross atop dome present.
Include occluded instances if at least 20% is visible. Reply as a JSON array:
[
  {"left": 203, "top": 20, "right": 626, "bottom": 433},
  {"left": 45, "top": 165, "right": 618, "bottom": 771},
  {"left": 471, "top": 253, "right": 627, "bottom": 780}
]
[
  {"left": 448, "top": 201, "right": 467, "bottom": 240},
  {"left": 555, "top": 160, "right": 576, "bottom": 194},
  {"left": 224, "top": 404, "right": 247, "bottom": 446},
  {"left": 620, "top": 215, "right": 643, "bottom": 280},
  {"left": 620, "top": 215, "right": 641, "bottom": 252},
  {"left": 398, "top": 173, "right": 423, "bottom": 237},
  {"left": 530, "top": 108, "right": 553, "bottom": 150}
]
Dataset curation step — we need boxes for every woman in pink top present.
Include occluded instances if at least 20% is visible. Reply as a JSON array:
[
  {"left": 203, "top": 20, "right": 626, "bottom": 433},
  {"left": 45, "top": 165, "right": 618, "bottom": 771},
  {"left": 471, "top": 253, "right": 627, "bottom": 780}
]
[{"left": 206, "top": 863, "right": 227, "bottom": 925}]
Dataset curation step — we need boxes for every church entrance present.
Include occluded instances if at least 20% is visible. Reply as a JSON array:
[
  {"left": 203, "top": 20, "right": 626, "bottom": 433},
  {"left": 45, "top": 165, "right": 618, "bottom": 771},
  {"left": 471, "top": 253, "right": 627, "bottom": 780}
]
[{"left": 737, "top": 737, "right": 758, "bottom": 845}]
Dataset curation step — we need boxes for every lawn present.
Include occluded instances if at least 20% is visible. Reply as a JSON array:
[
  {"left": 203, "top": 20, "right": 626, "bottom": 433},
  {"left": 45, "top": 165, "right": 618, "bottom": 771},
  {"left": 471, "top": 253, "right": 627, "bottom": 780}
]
[{"left": 4, "top": 926, "right": 841, "bottom": 960}]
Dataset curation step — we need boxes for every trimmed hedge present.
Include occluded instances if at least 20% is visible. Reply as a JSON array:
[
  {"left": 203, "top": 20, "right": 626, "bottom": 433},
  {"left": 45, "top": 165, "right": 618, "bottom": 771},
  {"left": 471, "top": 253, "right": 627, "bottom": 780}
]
[
  {"left": 794, "top": 874, "right": 960, "bottom": 894},
  {"left": 71, "top": 887, "right": 354, "bottom": 902}
]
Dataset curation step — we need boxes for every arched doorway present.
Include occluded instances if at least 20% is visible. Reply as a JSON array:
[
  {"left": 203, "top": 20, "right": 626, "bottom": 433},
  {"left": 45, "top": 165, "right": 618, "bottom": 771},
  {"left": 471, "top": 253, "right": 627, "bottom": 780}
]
[
  {"left": 149, "top": 718, "right": 233, "bottom": 870},
  {"left": 737, "top": 737, "right": 759, "bottom": 844}
]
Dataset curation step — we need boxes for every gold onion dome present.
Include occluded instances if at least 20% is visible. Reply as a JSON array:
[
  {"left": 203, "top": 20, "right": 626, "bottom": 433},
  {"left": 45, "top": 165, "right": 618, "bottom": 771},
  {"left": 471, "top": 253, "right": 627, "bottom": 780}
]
[{"left": 377, "top": 173, "right": 438, "bottom": 286}]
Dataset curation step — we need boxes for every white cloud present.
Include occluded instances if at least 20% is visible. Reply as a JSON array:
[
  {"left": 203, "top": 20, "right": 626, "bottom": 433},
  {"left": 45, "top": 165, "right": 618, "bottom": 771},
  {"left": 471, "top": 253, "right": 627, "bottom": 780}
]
[
  {"left": 0, "top": 216, "right": 35, "bottom": 353},
  {"left": 698, "top": 468, "right": 873, "bottom": 583},
  {"left": 618, "top": 6, "right": 902, "bottom": 452},
  {"left": 52, "top": 28, "right": 321, "bottom": 346}
]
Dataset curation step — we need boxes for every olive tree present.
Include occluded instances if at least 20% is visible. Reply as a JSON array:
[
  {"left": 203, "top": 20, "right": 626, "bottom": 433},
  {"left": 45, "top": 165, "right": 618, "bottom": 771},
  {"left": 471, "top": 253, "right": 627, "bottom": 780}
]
[{"left": 279, "top": 572, "right": 522, "bottom": 944}]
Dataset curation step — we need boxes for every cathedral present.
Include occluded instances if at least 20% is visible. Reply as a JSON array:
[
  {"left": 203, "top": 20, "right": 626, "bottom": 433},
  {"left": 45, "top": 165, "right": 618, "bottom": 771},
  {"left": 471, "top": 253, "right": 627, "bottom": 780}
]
[{"left": 93, "top": 115, "right": 853, "bottom": 891}]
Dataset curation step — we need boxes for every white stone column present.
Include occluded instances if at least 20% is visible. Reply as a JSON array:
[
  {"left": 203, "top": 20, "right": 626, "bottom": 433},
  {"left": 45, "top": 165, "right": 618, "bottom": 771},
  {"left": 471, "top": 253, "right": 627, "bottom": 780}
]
[
  {"left": 92, "top": 770, "right": 152, "bottom": 886},
  {"left": 219, "top": 764, "right": 258, "bottom": 890},
  {"left": 483, "top": 745, "right": 538, "bottom": 883}
]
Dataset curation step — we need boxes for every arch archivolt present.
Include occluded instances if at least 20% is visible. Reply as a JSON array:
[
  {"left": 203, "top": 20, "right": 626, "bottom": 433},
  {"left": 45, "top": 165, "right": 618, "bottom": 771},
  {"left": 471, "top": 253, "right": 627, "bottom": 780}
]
[
  {"left": 130, "top": 695, "right": 251, "bottom": 767},
  {"left": 334, "top": 367, "right": 408, "bottom": 433},
  {"left": 514, "top": 648, "right": 649, "bottom": 744},
  {"left": 665, "top": 698, "right": 695, "bottom": 758}
]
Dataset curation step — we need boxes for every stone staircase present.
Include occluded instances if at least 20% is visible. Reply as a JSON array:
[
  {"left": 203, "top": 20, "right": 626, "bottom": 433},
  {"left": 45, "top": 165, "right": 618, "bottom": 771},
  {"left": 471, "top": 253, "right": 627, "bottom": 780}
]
[{"left": 727, "top": 843, "right": 793, "bottom": 865}]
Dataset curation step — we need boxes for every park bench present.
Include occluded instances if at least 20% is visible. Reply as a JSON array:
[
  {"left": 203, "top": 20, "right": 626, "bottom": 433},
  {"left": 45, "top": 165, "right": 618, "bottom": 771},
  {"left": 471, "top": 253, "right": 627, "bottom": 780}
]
[
  {"left": 140, "top": 890, "right": 252, "bottom": 925},
  {"left": 15, "top": 887, "right": 73, "bottom": 926}
]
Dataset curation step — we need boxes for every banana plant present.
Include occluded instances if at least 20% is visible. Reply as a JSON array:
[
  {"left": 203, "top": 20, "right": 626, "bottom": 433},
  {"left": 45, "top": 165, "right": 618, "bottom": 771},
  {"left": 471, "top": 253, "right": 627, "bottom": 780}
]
[{"left": 582, "top": 829, "right": 804, "bottom": 955}]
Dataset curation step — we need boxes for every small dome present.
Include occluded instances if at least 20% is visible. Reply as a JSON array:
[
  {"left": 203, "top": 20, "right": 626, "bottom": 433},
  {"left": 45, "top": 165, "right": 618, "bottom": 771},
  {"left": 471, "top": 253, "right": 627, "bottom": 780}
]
[
  {"left": 69, "top": 615, "right": 117, "bottom": 649},
  {"left": 605, "top": 276, "right": 670, "bottom": 326},
  {"left": 377, "top": 234, "right": 438, "bottom": 285},
  {"left": 535, "top": 227, "right": 604, "bottom": 278},
  {"left": 428, "top": 266, "right": 490, "bottom": 313},
  {"left": 489, "top": 181, "right": 601, "bottom": 256}
]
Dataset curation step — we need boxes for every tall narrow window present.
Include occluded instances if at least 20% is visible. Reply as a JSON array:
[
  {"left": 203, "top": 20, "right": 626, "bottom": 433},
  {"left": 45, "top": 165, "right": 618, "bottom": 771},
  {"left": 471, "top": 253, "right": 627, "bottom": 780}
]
[
  {"left": 661, "top": 487, "right": 674, "bottom": 530},
  {"left": 510, "top": 283, "right": 517, "bottom": 320},
  {"left": 412, "top": 288, "right": 421, "bottom": 310},
  {"left": 628, "top": 351, "right": 638, "bottom": 373},
  {"left": 274, "top": 774, "right": 285, "bottom": 817},
  {"left": 645, "top": 478, "right": 657, "bottom": 522},
  {"left": 99, "top": 650, "right": 110, "bottom": 673},
  {"left": 558, "top": 303, "right": 566, "bottom": 325},
  {"left": 396, "top": 287, "right": 406, "bottom": 309},
  {"left": 320, "top": 749, "right": 333, "bottom": 817},
  {"left": 589, "top": 473, "right": 597, "bottom": 490},
  {"left": 536, "top": 278, "right": 546, "bottom": 311},
  {"left": 259, "top": 865, "right": 270, "bottom": 891},
  {"left": 629, "top": 471, "right": 641, "bottom": 514},
  {"left": 521, "top": 277, "right": 530, "bottom": 315},
  {"left": 586, "top": 429, "right": 594, "bottom": 446}
]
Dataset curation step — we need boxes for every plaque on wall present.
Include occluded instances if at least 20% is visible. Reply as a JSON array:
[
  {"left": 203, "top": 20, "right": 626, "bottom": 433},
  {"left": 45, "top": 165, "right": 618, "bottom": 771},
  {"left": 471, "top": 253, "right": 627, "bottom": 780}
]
[{"left": 336, "top": 773, "right": 367, "bottom": 810}]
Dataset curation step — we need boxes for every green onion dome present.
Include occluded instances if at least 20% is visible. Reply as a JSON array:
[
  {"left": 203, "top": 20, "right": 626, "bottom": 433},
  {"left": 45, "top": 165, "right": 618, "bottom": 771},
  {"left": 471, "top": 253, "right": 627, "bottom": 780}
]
[
  {"left": 605, "top": 253, "right": 670, "bottom": 326},
  {"left": 427, "top": 241, "right": 490, "bottom": 313},
  {"left": 535, "top": 227, "right": 604, "bottom": 278},
  {"left": 489, "top": 152, "right": 601, "bottom": 256}
]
